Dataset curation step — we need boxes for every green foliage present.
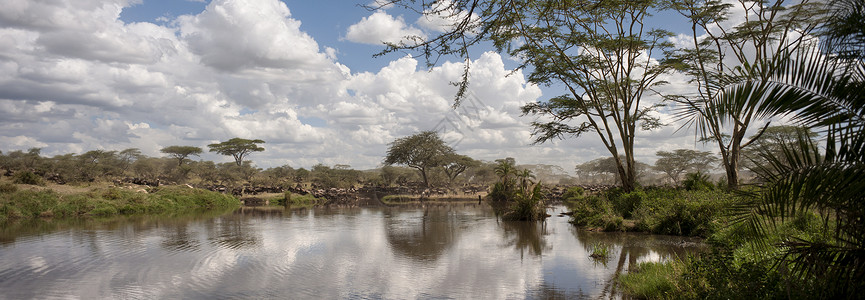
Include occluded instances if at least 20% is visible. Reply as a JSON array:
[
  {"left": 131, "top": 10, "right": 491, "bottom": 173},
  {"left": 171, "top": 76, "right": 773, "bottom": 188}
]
[
  {"left": 310, "top": 164, "right": 361, "bottom": 189},
  {"left": 612, "top": 190, "right": 645, "bottom": 219},
  {"left": 682, "top": 171, "right": 714, "bottom": 191},
  {"left": 620, "top": 205, "right": 832, "bottom": 299},
  {"left": 562, "top": 186, "right": 585, "bottom": 201},
  {"left": 0, "top": 186, "right": 239, "bottom": 223},
  {"left": 208, "top": 137, "right": 265, "bottom": 166},
  {"left": 488, "top": 181, "right": 515, "bottom": 202},
  {"left": 12, "top": 171, "right": 44, "bottom": 185},
  {"left": 632, "top": 189, "right": 732, "bottom": 237},
  {"left": 568, "top": 195, "right": 623, "bottom": 231},
  {"left": 160, "top": 145, "right": 203, "bottom": 166},
  {"left": 670, "top": 0, "right": 824, "bottom": 190},
  {"left": 618, "top": 261, "right": 678, "bottom": 299},
  {"left": 589, "top": 243, "right": 610, "bottom": 260},
  {"left": 503, "top": 183, "right": 546, "bottom": 221},
  {"left": 384, "top": 131, "right": 455, "bottom": 187}
]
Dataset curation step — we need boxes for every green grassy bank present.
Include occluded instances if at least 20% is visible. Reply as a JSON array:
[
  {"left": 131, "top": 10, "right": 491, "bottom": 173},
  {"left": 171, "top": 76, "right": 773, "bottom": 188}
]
[
  {"left": 565, "top": 187, "right": 737, "bottom": 237},
  {"left": 562, "top": 185, "right": 844, "bottom": 299},
  {"left": 0, "top": 182, "right": 240, "bottom": 222},
  {"left": 617, "top": 210, "right": 830, "bottom": 299}
]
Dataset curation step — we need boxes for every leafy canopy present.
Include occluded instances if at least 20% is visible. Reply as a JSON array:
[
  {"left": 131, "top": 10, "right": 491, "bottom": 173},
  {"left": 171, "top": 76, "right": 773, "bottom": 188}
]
[
  {"left": 384, "top": 131, "right": 455, "bottom": 187},
  {"left": 207, "top": 138, "right": 265, "bottom": 166},
  {"left": 160, "top": 146, "right": 203, "bottom": 166}
]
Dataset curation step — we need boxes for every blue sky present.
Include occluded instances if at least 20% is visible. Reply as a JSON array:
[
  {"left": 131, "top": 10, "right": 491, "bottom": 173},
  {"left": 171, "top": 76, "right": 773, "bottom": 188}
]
[{"left": 0, "top": 0, "right": 731, "bottom": 171}]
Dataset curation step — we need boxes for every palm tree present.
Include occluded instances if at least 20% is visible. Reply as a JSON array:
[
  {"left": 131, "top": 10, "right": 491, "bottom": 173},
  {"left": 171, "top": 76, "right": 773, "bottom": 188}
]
[
  {"left": 722, "top": 13, "right": 865, "bottom": 296},
  {"left": 494, "top": 158, "right": 516, "bottom": 184},
  {"left": 516, "top": 169, "right": 536, "bottom": 192}
]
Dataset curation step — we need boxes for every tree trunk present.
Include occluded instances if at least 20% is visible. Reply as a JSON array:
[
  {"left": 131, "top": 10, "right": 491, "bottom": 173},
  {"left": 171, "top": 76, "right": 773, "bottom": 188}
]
[
  {"left": 615, "top": 159, "right": 636, "bottom": 193},
  {"left": 419, "top": 167, "right": 430, "bottom": 187},
  {"left": 726, "top": 146, "right": 740, "bottom": 190}
]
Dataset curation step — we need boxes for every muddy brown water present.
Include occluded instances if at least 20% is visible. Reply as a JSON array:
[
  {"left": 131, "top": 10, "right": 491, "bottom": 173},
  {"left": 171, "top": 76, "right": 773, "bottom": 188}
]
[{"left": 0, "top": 204, "right": 703, "bottom": 299}]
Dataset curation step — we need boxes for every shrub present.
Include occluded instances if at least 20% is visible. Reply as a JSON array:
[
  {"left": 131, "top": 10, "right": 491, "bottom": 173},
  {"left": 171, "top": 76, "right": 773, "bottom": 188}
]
[
  {"left": 613, "top": 190, "right": 645, "bottom": 219},
  {"left": 12, "top": 171, "right": 44, "bottom": 185},
  {"left": 682, "top": 171, "right": 713, "bottom": 191},
  {"left": 488, "top": 181, "right": 516, "bottom": 202},
  {"left": 632, "top": 189, "right": 732, "bottom": 237},
  {"left": 503, "top": 184, "right": 547, "bottom": 221},
  {"left": 569, "top": 195, "right": 624, "bottom": 231},
  {"left": 0, "top": 182, "right": 18, "bottom": 193},
  {"left": 562, "top": 186, "right": 585, "bottom": 200}
]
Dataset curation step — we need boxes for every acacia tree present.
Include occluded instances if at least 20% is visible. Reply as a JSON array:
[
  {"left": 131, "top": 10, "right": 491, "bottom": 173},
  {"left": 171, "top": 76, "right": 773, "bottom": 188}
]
[
  {"left": 372, "top": 0, "right": 673, "bottom": 192},
  {"left": 739, "top": 125, "right": 817, "bottom": 171},
  {"left": 442, "top": 154, "right": 477, "bottom": 185},
  {"left": 207, "top": 138, "right": 265, "bottom": 166},
  {"left": 576, "top": 156, "right": 620, "bottom": 184},
  {"left": 160, "top": 146, "right": 203, "bottom": 166},
  {"left": 653, "top": 149, "right": 718, "bottom": 185},
  {"left": 669, "top": 0, "right": 823, "bottom": 189},
  {"left": 117, "top": 148, "right": 142, "bottom": 173},
  {"left": 384, "top": 131, "right": 454, "bottom": 187}
]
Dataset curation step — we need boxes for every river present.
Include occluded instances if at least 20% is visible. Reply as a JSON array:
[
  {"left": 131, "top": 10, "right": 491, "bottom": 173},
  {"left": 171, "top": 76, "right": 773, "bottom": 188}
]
[{"left": 0, "top": 204, "right": 702, "bottom": 299}]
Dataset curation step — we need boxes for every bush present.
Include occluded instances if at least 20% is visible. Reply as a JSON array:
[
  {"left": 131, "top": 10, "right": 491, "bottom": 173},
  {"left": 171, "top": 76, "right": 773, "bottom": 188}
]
[
  {"left": 632, "top": 189, "right": 732, "bottom": 237},
  {"left": 0, "top": 182, "right": 18, "bottom": 193},
  {"left": 12, "top": 171, "right": 44, "bottom": 185},
  {"left": 503, "top": 184, "right": 547, "bottom": 221},
  {"left": 613, "top": 190, "right": 645, "bottom": 219},
  {"left": 682, "top": 171, "right": 713, "bottom": 191},
  {"left": 569, "top": 195, "right": 624, "bottom": 231},
  {"left": 562, "top": 186, "right": 585, "bottom": 201},
  {"left": 488, "top": 181, "right": 516, "bottom": 202}
]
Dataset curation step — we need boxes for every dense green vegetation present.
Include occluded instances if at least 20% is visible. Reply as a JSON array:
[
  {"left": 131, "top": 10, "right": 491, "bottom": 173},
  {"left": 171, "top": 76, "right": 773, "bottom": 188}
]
[
  {"left": 488, "top": 158, "right": 548, "bottom": 221},
  {"left": 0, "top": 184, "right": 239, "bottom": 223},
  {"left": 565, "top": 184, "right": 735, "bottom": 236},
  {"left": 618, "top": 210, "right": 831, "bottom": 299}
]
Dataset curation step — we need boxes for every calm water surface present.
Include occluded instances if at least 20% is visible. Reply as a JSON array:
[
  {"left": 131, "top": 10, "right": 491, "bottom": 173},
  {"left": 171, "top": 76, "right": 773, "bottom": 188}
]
[{"left": 0, "top": 204, "right": 702, "bottom": 299}]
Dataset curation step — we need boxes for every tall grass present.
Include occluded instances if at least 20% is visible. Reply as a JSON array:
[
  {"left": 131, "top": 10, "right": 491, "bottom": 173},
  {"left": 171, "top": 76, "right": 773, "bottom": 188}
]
[{"left": 618, "top": 261, "right": 678, "bottom": 299}]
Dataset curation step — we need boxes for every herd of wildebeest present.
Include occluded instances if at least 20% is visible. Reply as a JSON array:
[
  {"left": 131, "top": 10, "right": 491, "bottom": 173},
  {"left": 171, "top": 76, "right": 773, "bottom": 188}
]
[{"left": 105, "top": 176, "right": 614, "bottom": 206}]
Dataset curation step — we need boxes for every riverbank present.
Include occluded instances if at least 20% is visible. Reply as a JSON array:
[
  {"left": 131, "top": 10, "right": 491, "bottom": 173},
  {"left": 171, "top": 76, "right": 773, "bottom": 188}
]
[
  {"left": 562, "top": 186, "right": 840, "bottom": 299},
  {"left": 564, "top": 187, "right": 736, "bottom": 237},
  {"left": 0, "top": 180, "right": 240, "bottom": 223}
]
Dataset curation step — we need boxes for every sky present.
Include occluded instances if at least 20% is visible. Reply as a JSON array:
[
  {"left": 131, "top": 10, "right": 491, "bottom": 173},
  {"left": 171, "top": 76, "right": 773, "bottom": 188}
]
[{"left": 0, "top": 0, "right": 739, "bottom": 172}]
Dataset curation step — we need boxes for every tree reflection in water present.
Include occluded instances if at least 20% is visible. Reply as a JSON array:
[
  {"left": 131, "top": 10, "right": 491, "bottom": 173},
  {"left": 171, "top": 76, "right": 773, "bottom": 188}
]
[
  {"left": 160, "top": 223, "right": 201, "bottom": 252},
  {"left": 571, "top": 227, "right": 705, "bottom": 298},
  {"left": 204, "top": 208, "right": 264, "bottom": 250},
  {"left": 385, "top": 205, "right": 460, "bottom": 262},
  {"left": 499, "top": 219, "right": 549, "bottom": 258}
]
